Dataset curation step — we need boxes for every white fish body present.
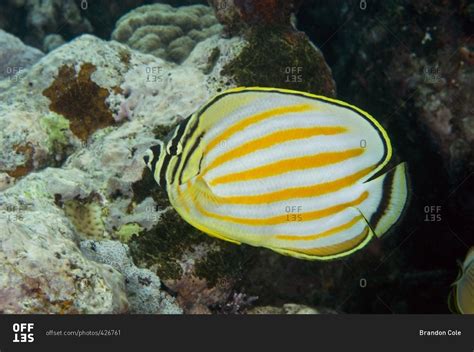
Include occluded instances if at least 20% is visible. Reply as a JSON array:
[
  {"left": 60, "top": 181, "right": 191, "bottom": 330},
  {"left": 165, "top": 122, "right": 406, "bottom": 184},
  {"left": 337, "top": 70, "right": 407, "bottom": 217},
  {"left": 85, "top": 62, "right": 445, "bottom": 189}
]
[{"left": 145, "top": 87, "right": 409, "bottom": 260}]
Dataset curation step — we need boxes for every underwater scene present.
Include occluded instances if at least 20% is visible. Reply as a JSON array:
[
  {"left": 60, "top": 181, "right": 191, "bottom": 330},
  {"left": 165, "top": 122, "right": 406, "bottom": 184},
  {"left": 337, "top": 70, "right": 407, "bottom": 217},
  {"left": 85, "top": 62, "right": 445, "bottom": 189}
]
[{"left": 0, "top": 0, "right": 472, "bottom": 314}]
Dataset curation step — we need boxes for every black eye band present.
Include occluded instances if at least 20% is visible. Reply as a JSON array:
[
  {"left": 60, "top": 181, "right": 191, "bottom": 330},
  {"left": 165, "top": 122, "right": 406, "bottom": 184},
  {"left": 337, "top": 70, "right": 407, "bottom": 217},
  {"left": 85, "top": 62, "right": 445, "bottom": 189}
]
[
  {"left": 143, "top": 155, "right": 150, "bottom": 164},
  {"left": 168, "top": 144, "right": 178, "bottom": 155},
  {"left": 150, "top": 144, "right": 162, "bottom": 157}
]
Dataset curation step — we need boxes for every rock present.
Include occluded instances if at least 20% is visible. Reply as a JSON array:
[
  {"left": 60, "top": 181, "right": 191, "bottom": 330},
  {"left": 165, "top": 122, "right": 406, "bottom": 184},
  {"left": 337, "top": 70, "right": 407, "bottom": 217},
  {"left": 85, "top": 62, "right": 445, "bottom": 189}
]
[
  {"left": 0, "top": 180, "right": 129, "bottom": 314},
  {"left": 0, "top": 110, "right": 76, "bottom": 179},
  {"left": 221, "top": 27, "right": 336, "bottom": 97},
  {"left": 43, "top": 34, "right": 65, "bottom": 52},
  {"left": 209, "top": 0, "right": 303, "bottom": 34},
  {"left": 0, "top": 173, "right": 14, "bottom": 191},
  {"left": 128, "top": 208, "right": 247, "bottom": 314},
  {"left": 0, "top": 29, "right": 43, "bottom": 81},
  {"left": 0, "top": 32, "right": 248, "bottom": 314},
  {"left": 248, "top": 303, "right": 334, "bottom": 314},
  {"left": 209, "top": 0, "right": 336, "bottom": 97},
  {"left": 112, "top": 4, "right": 223, "bottom": 63},
  {"left": 80, "top": 240, "right": 182, "bottom": 314}
]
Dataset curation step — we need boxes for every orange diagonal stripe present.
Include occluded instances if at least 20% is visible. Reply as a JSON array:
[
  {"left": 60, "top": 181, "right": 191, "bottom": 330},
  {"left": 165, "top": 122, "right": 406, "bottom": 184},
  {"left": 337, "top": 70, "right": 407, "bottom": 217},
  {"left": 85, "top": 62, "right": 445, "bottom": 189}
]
[
  {"left": 286, "top": 227, "right": 370, "bottom": 257},
  {"left": 204, "top": 103, "right": 314, "bottom": 156},
  {"left": 210, "top": 148, "right": 364, "bottom": 186},
  {"left": 192, "top": 190, "right": 369, "bottom": 226},
  {"left": 219, "top": 166, "right": 373, "bottom": 205},
  {"left": 276, "top": 215, "right": 364, "bottom": 241},
  {"left": 205, "top": 126, "right": 346, "bottom": 172}
]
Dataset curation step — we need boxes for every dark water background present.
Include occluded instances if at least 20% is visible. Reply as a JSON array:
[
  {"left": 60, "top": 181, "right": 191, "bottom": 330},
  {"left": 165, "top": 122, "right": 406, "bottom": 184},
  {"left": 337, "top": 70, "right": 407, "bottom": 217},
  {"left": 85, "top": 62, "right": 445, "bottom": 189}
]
[{"left": 1, "top": 0, "right": 472, "bottom": 313}]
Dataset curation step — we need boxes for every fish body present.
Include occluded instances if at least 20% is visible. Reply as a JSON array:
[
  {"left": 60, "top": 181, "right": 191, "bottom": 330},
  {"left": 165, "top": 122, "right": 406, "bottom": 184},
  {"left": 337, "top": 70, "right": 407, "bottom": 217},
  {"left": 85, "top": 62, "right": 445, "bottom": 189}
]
[
  {"left": 449, "top": 247, "right": 474, "bottom": 314},
  {"left": 144, "top": 87, "right": 409, "bottom": 260}
]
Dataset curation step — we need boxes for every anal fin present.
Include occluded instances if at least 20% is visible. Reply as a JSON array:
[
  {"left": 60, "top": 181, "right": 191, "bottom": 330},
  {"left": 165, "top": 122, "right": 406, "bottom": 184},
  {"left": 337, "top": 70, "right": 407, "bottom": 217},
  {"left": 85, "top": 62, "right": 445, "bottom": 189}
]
[{"left": 358, "top": 162, "right": 409, "bottom": 238}]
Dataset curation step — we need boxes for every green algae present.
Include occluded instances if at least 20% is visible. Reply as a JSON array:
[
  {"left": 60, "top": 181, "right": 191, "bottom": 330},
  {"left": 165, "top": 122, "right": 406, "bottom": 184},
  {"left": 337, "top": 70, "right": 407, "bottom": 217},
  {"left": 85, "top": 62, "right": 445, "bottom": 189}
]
[
  {"left": 194, "top": 242, "right": 256, "bottom": 287},
  {"left": 39, "top": 113, "right": 70, "bottom": 154},
  {"left": 129, "top": 208, "right": 205, "bottom": 280},
  {"left": 128, "top": 205, "right": 255, "bottom": 284},
  {"left": 116, "top": 222, "right": 143, "bottom": 243}
]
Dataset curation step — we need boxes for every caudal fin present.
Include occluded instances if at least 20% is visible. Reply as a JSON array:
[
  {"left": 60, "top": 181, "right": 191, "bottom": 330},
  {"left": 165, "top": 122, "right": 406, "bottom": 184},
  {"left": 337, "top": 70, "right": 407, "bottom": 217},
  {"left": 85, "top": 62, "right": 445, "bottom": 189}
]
[{"left": 358, "top": 162, "right": 409, "bottom": 238}]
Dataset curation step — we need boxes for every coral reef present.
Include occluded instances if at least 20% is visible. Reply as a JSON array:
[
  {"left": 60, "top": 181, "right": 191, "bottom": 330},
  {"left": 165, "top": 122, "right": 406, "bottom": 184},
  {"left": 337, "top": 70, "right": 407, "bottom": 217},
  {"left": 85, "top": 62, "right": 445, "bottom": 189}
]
[
  {"left": 0, "top": 32, "right": 250, "bottom": 313},
  {"left": 0, "top": 0, "right": 175, "bottom": 50},
  {"left": 298, "top": 0, "right": 473, "bottom": 184},
  {"left": 0, "top": 0, "right": 470, "bottom": 315},
  {"left": 276, "top": 0, "right": 473, "bottom": 313},
  {"left": 80, "top": 240, "right": 182, "bottom": 314},
  {"left": 128, "top": 208, "right": 254, "bottom": 314},
  {"left": 0, "top": 0, "right": 344, "bottom": 313},
  {"left": 112, "top": 4, "right": 222, "bottom": 63},
  {"left": 38, "top": 112, "right": 72, "bottom": 158},
  {"left": 248, "top": 303, "right": 334, "bottom": 314},
  {"left": 0, "top": 171, "right": 129, "bottom": 313}
]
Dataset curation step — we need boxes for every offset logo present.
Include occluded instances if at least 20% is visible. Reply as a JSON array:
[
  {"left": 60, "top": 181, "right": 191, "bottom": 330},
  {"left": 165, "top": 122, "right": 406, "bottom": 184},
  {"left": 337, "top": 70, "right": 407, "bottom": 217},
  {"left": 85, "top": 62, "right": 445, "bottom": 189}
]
[{"left": 12, "top": 323, "right": 34, "bottom": 343}]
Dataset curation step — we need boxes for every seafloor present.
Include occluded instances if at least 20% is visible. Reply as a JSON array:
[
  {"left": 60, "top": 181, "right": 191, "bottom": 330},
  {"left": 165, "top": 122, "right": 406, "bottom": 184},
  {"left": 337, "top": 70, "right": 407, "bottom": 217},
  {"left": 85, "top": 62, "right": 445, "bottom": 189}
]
[{"left": 0, "top": 0, "right": 472, "bottom": 314}]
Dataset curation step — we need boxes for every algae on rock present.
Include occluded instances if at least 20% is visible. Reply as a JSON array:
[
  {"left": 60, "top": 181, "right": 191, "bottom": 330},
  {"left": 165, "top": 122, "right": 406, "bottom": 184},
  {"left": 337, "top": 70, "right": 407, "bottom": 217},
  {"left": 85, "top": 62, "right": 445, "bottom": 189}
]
[
  {"left": 42, "top": 63, "right": 118, "bottom": 142},
  {"left": 222, "top": 27, "right": 336, "bottom": 97}
]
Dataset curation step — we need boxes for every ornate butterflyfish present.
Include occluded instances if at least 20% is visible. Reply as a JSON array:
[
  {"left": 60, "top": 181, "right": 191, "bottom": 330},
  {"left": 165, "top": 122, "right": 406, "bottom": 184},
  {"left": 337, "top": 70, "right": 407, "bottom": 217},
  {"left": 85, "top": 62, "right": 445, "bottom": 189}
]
[{"left": 144, "top": 87, "right": 409, "bottom": 260}]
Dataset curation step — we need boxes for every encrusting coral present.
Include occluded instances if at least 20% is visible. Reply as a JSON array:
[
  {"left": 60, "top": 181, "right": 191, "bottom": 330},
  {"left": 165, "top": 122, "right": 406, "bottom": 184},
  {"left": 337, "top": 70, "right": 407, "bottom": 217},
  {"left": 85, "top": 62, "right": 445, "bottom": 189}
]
[
  {"left": 112, "top": 4, "right": 222, "bottom": 63},
  {"left": 39, "top": 112, "right": 73, "bottom": 160},
  {"left": 63, "top": 193, "right": 107, "bottom": 240}
]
